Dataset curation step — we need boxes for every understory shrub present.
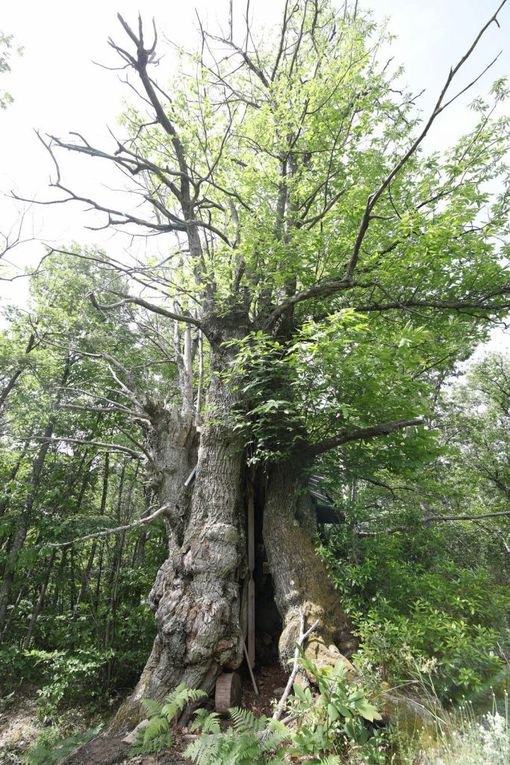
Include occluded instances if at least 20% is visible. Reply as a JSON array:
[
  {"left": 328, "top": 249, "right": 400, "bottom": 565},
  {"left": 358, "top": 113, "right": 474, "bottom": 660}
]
[
  {"left": 23, "top": 648, "right": 114, "bottom": 717},
  {"left": 358, "top": 601, "right": 505, "bottom": 702},
  {"left": 320, "top": 530, "right": 510, "bottom": 703}
]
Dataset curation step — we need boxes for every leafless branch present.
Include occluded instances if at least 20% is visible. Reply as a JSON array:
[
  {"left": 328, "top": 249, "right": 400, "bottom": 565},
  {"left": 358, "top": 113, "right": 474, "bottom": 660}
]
[
  {"left": 358, "top": 509, "right": 510, "bottom": 536},
  {"left": 273, "top": 611, "right": 319, "bottom": 721},
  {"left": 89, "top": 292, "right": 202, "bottom": 329},
  {"left": 33, "top": 434, "right": 142, "bottom": 459},
  {"left": 47, "top": 501, "right": 170, "bottom": 548}
]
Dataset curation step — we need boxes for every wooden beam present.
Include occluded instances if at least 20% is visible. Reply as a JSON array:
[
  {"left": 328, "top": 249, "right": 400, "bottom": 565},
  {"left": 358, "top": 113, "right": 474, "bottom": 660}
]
[{"left": 247, "top": 477, "right": 256, "bottom": 668}]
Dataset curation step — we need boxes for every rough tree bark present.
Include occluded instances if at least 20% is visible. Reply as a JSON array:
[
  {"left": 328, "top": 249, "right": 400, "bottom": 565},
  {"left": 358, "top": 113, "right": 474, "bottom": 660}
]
[
  {"left": 111, "top": 402, "right": 196, "bottom": 728},
  {"left": 113, "top": 323, "right": 248, "bottom": 729},
  {"left": 263, "top": 461, "right": 356, "bottom": 672}
]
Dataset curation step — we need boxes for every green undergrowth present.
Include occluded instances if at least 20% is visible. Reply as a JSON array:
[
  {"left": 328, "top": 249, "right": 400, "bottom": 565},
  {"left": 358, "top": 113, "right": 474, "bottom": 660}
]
[
  {"left": 320, "top": 528, "right": 510, "bottom": 707},
  {"left": 132, "top": 661, "right": 387, "bottom": 765},
  {"left": 19, "top": 673, "right": 510, "bottom": 765}
]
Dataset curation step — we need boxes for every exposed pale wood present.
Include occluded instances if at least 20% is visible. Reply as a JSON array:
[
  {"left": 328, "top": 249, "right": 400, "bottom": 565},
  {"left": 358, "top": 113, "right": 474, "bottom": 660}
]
[
  {"left": 215, "top": 672, "right": 242, "bottom": 712},
  {"left": 243, "top": 639, "right": 259, "bottom": 696},
  {"left": 273, "top": 611, "right": 319, "bottom": 721}
]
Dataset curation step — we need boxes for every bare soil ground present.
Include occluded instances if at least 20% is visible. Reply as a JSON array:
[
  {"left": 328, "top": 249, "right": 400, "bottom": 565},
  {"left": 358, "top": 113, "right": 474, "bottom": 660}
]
[
  {"left": 242, "top": 662, "right": 289, "bottom": 717},
  {"left": 0, "top": 694, "right": 42, "bottom": 764}
]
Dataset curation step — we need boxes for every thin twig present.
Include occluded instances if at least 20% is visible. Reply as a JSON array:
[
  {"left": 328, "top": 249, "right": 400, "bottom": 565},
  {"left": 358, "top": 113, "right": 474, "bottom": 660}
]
[
  {"left": 273, "top": 612, "right": 319, "bottom": 721},
  {"left": 243, "top": 640, "right": 259, "bottom": 695}
]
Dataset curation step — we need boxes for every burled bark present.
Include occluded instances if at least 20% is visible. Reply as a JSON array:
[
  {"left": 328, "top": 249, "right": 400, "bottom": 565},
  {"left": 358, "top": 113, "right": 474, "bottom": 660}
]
[
  {"left": 112, "top": 333, "right": 247, "bottom": 731},
  {"left": 111, "top": 403, "right": 196, "bottom": 729},
  {"left": 147, "top": 382, "right": 246, "bottom": 696},
  {"left": 263, "top": 461, "right": 356, "bottom": 672}
]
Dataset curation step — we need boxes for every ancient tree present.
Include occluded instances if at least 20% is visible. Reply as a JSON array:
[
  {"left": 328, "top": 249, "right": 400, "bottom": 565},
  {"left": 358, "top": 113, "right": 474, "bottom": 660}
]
[{"left": 39, "top": 0, "right": 510, "bottom": 723}]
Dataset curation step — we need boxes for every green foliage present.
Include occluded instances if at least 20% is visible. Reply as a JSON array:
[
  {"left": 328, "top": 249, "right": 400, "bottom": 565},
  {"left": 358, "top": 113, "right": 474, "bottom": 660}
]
[
  {"left": 0, "top": 646, "right": 117, "bottom": 716},
  {"left": 116, "top": 0, "right": 510, "bottom": 482},
  {"left": 322, "top": 527, "right": 510, "bottom": 703},
  {"left": 130, "top": 684, "right": 207, "bottom": 756},
  {"left": 185, "top": 707, "right": 291, "bottom": 765},
  {"left": 358, "top": 603, "right": 504, "bottom": 703},
  {"left": 226, "top": 309, "right": 437, "bottom": 465},
  {"left": 129, "top": 664, "right": 386, "bottom": 765},
  {"left": 224, "top": 331, "right": 304, "bottom": 463},
  {"left": 318, "top": 352, "right": 510, "bottom": 705},
  {"left": 0, "top": 252, "right": 169, "bottom": 705},
  {"left": 185, "top": 661, "right": 386, "bottom": 765},
  {"left": 133, "top": 715, "right": 174, "bottom": 755},
  {"left": 24, "top": 648, "right": 115, "bottom": 717},
  {"left": 287, "top": 659, "right": 386, "bottom": 765}
]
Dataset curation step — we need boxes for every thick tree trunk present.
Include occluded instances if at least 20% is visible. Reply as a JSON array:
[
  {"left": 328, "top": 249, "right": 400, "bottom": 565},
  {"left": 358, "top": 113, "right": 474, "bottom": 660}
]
[
  {"left": 112, "top": 334, "right": 247, "bottom": 730},
  {"left": 111, "top": 405, "right": 195, "bottom": 728},
  {"left": 146, "top": 366, "right": 246, "bottom": 690},
  {"left": 263, "top": 461, "right": 356, "bottom": 671}
]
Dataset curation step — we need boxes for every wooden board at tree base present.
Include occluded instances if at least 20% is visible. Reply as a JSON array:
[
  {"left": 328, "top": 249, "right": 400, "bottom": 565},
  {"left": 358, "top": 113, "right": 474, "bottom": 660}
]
[{"left": 215, "top": 672, "right": 242, "bottom": 712}]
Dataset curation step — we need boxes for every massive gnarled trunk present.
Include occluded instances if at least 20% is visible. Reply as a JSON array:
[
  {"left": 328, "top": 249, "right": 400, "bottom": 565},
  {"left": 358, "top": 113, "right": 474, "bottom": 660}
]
[
  {"left": 113, "top": 332, "right": 247, "bottom": 730},
  {"left": 263, "top": 461, "right": 356, "bottom": 671},
  {"left": 113, "top": 315, "right": 356, "bottom": 733}
]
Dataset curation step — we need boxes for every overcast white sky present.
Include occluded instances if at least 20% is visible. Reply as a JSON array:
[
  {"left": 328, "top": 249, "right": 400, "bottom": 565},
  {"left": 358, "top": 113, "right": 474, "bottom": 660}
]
[{"left": 0, "top": 0, "right": 509, "bottom": 359}]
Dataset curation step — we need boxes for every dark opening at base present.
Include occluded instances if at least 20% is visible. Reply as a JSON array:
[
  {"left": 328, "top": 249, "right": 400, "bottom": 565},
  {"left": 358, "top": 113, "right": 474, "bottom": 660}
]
[{"left": 253, "top": 479, "right": 282, "bottom": 667}]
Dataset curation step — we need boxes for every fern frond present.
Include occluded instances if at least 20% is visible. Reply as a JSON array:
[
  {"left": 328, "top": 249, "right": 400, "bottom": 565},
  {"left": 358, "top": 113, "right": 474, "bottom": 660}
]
[
  {"left": 234, "top": 736, "right": 259, "bottom": 764},
  {"left": 162, "top": 683, "right": 207, "bottom": 721},
  {"left": 229, "top": 706, "right": 261, "bottom": 735},
  {"left": 191, "top": 708, "right": 222, "bottom": 734},
  {"left": 140, "top": 697, "right": 163, "bottom": 717},
  {"left": 130, "top": 714, "right": 173, "bottom": 757},
  {"left": 319, "top": 756, "right": 342, "bottom": 765},
  {"left": 143, "top": 715, "right": 169, "bottom": 745},
  {"left": 184, "top": 734, "right": 221, "bottom": 765},
  {"left": 259, "top": 719, "right": 292, "bottom": 753},
  {"left": 185, "top": 706, "right": 292, "bottom": 764}
]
